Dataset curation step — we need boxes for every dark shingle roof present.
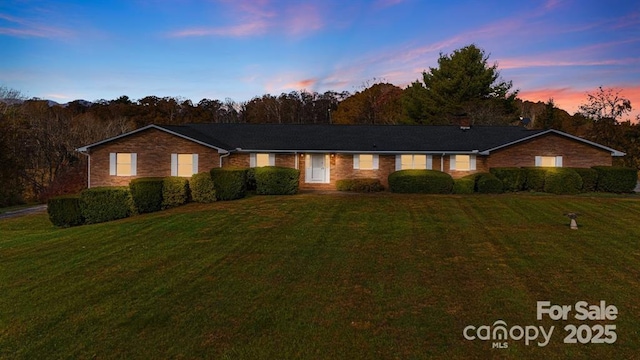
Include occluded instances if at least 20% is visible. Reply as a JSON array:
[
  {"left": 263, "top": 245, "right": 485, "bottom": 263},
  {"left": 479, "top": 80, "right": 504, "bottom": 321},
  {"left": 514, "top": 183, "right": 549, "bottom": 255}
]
[{"left": 158, "top": 123, "right": 547, "bottom": 153}]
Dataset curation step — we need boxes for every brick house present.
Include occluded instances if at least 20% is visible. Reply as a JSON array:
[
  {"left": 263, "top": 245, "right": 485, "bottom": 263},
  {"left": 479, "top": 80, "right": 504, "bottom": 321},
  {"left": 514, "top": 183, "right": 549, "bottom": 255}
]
[{"left": 76, "top": 123, "right": 625, "bottom": 190}]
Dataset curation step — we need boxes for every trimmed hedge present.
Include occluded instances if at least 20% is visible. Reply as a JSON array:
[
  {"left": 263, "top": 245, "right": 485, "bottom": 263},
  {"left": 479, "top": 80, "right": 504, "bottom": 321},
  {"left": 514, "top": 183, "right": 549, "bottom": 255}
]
[
  {"left": 129, "top": 177, "right": 164, "bottom": 213},
  {"left": 522, "top": 167, "right": 547, "bottom": 192},
  {"left": 490, "top": 167, "right": 525, "bottom": 192},
  {"left": 543, "top": 168, "right": 583, "bottom": 195},
  {"left": 388, "top": 170, "right": 453, "bottom": 194},
  {"left": 210, "top": 168, "right": 247, "bottom": 200},
  {"left": 245, "top": 167, "right": 257, "bottom": 191},
  {"left": 255, "top": 166, "right": 300, "bottom": 195},
  {"left": 593, "top": 166, "right": 638, "bottom": 193},
  {"left": 336, "top": 178, "right": 384, "bottom": 192},
  {"left": 476, "top": 173, "right": 504, "bottom": 194},
  {"left": 80, "top": 187, "right": 134, "bottom": 224},
  {"left": 162, "top": 177, "right": 190, "bottom": 209},
  {"left": 453, "top": 177, "right": 475, "bottom": 194},
  {"left": 47, "top": 195, "right": 84, "bottom": 227},
  {"left": 190, "top": 172, "right": 217, "bottom": 203},
  {"left": 570, "top": 168, "right": 598, "bottom": 192}
]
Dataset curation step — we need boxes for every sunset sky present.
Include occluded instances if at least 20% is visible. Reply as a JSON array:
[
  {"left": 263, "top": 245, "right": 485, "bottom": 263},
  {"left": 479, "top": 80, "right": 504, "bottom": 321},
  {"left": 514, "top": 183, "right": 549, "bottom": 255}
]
[{"left": 1, "top": 0, "right": 639, "bottom": 120}]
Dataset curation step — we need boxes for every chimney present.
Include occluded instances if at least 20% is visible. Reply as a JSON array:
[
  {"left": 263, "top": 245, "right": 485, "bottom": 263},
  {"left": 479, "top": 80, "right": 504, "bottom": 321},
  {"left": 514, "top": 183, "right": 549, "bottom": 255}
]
[{"left": 456, "top": 115, "right": 471, "bottom": 130}]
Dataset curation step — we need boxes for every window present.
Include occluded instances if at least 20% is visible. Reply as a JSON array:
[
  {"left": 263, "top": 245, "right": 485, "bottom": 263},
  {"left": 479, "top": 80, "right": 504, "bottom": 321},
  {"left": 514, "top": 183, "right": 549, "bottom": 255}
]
[
  {"left": 536, "top": 156, "right": 563, "bottom": 167},
  {"left": 250, "top": 153, "right": 275, "bottom": 167},
  {"left": 109, "top": 153, "right": 136, "bottom": 176},
  {"left": 450, "top": 155, "right": 476, "bottom": 171},
  {"left": 354, "top": 154, "right": 379, "bottom": 170},
  {"left": 171, "top": 153, "right": 199, "bottom": 177},
  {"left": 397, "top": 154, "right": 431, "bottom": 170}
]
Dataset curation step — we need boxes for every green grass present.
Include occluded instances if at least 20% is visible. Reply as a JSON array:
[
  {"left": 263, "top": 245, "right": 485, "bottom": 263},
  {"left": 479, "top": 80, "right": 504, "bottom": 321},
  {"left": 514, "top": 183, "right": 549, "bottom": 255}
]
[{"left": 1, "top": 193, "right": 639, "bottom": 359}]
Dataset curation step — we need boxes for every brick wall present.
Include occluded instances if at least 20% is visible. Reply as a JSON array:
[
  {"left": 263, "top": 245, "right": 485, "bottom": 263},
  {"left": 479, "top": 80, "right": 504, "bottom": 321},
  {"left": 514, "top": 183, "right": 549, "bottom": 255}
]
[
  {"left": 88, "top": 128, "right": 221, "bottom": 187},
  {"left": 487, "top": 133, "right": 612, "bottom": 169}
]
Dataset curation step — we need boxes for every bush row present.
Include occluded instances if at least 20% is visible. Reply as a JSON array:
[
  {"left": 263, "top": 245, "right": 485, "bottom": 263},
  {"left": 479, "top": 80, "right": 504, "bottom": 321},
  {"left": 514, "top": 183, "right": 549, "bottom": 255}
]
[
  {"left": 388, "top": 166, "right": 636, "bottom": 195},
  {"left": 489, "top": 166, "right": 636, "bottom": 194}
]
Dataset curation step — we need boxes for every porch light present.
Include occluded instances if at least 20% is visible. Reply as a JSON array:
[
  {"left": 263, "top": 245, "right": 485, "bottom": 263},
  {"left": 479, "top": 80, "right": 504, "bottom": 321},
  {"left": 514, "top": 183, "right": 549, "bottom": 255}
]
[{"left": 564, "top": 212, "right": 579, "bottom": 230}]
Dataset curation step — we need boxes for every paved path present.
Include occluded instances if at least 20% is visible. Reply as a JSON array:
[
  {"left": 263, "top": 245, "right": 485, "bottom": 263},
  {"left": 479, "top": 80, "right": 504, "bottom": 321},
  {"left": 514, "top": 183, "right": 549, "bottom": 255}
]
[
  {"left": 636, "top": 181, "right": 640, "bottom": 193},
  {"left": 0, "top": 205, "right": 47, "bottom": 220}
]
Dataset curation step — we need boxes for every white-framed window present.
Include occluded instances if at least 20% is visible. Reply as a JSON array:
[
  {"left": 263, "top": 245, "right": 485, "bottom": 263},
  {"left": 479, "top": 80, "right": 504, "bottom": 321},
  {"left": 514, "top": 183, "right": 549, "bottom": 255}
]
[
  {"left": 250, "top": 153, "right": 275, "bottom": 167},
  {"left": 535, "top": 156, "right": 563, "bottom": 167},
  {"left": 450, "top": 154, "right": 476, "bottom": 171},
  {"left": 353, "top": 154, "right": 379, "bottom": 170},
  {"left": 396, "top": 154, "right": 432, "bottom": 170},
  {"left": 109, "top": 153, "right": 137, "bottom": 176},
  {"left": 171, "top": 153, "right": 199, "bottom": 177}
]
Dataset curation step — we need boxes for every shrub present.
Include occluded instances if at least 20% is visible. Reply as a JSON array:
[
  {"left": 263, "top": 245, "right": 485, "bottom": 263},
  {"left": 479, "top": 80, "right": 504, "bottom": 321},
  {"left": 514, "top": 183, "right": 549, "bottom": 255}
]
[
  {"left": 190, "top": 172, "right": 217, "bottom": 203},
  {"left": 490, "top": 167, "right": 525, "bottom": 192},
  {"left": 245, "top": 167, "right": 257, "bottom": 191},
  {"left": 593, "top": 166, "right": 638, "bottom": 193},
  {"left": 129, "top": 177, "right": 164, "bottom": 214},
  {"left": 476, "top": 173, "right": 504, "bottom": 194},
  {"left": 162, "top": 177, "right": 190, "bottom": 209},
  {"left": 388, "top": 170, "right": 453, "bottom": 194},
  {"left": 210, "top": 168, "right": 247, "bottom": 200},
  {"left": 47, "top": 195, "right": 84, "bottom": 227},
  {"left": 543, "top": 168, "right": 583, "bottom": 195},
  {"left": 453, "top": 177, "right": 475, "bottom": 194},
  {"left": 255, "top": 166, "right": 300, "bottom": 195},
  {"left": 336, "top": 178, "right": 384, "bottom": 192},
  {"left": 522, "top": 167, "right": 547, "bottom": 192},
  {"left": 80, "top": 187, "right": 134, "bottom": 224},
  {"left": 570, "top": 168, "right": 598, "bottom": 192}
]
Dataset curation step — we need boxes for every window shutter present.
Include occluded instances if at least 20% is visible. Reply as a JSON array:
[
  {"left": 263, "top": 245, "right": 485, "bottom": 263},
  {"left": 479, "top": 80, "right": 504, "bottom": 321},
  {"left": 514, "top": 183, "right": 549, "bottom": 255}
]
[
  {"left": 395, "top": 155, "right": 402, "bottom": 171},
  {"left": 353, "top": 154, "right": 360, "bottom": 169},
  {"left": 192, "top": 154, "right": 199, "bottom": 175},
  {"left": 372, "top": 155, "right": 379, "bottom": 170},
  {"left": 555, "top": 156, "right": 563, "bottom": 167},
  {"left": 109, "top": 153, "right": 117, "bottom": 175},
  {"left": 426, "top": 155, "right": 433, "bottom": 170},
  {"left": 535, "top": 156, "right": 542, "bottom": 167},
  {"left": 470, "top": 155, "right": 476, "bottom": 171},
  {"left": 171, "top": 154, "right": 178, "bottom": 176},
  {"left": 269, "top": 153, "right": 275, "bottom": 166},
  {"left": 131, "top": 153, "right": 137, "bottom": 176},
  {"left": 249, "top": 153, "right": 256, "bottom": 167},
  {"left": 450, "top": 155, "right": 456, "bottom": 170}
]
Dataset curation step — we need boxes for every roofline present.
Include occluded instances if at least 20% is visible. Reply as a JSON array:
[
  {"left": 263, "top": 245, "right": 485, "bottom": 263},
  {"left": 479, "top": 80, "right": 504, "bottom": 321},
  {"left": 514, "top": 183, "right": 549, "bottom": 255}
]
[
  {"left": 479, "top": 129, "right": 626, "bottom": 156},
  {"left": 234, "top": 149, "right": 481, "bottom": 154},
  {"left": 75, "top": 124, "right": 229, "bottom": 153}
]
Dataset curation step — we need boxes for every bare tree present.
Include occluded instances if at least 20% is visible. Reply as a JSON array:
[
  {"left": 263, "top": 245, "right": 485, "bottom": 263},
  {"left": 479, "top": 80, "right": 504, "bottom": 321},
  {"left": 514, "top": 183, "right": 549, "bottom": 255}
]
[{"left": 579, "top": 86, "right": 632, "bottom": 123}]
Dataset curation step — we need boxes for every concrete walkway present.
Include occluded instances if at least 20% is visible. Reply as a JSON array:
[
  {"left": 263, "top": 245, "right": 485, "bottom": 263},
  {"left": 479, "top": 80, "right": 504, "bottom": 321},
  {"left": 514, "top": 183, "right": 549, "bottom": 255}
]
[
  {"left": 0, "top": 205, "right": 47, "bottom": 220},
  {"left": 635, "top": 181, "right": 640, "bottom": 193}
]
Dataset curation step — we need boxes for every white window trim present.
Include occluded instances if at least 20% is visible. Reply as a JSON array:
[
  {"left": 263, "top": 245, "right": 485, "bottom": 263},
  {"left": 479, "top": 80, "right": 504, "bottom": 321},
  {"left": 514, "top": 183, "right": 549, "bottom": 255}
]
[
  {"left": 450, "top": 154, "right": 476, "bottom": 171},
  {"left": 250, "top": 153, "right": 276, "bottom": 167},
  {"left": 353, "top": 154, "right": 379, "bottom": 170},
  {"left": 171, "top": 153, "right": 199, "bottom": 177},
  {"left": 535, "top": 156, "right": 563, "bottom": 167},
  {"left": 395, "top": 154, "right": 433, "bottom": 170},
  {"left": 109, "top": 152, "right": 137, "bottom": 176}
]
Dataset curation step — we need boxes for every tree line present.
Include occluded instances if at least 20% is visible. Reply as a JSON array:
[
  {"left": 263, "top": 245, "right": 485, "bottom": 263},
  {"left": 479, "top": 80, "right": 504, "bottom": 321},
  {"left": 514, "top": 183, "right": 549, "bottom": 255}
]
[{"left": 1, "top": 45, "right": 638, "bottom": 206}]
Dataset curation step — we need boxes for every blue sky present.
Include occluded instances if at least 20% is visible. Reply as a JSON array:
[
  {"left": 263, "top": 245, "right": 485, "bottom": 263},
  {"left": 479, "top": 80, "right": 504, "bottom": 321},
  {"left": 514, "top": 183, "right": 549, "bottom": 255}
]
[{"left": 1, "top": 0, "right": 639, "bottom": 119}]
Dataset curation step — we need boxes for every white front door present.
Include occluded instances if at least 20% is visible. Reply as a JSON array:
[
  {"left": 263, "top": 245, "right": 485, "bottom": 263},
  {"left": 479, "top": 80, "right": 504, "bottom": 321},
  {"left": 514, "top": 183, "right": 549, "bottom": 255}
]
[{"left": 306, "top": 154, "right": 330, "bottom": 183}]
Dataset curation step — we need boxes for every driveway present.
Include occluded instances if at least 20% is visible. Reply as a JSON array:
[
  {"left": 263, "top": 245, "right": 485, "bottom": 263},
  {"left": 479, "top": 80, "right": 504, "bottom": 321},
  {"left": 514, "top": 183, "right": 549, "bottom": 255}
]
[{"left": 0, "top": 205, "right": 48, "bottom": 220}]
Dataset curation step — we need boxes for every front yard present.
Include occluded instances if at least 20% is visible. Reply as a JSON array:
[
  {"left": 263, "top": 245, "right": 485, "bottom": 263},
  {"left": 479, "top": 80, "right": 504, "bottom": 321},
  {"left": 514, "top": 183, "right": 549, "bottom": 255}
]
[{"left": 1, "top": 193, "right": 639, "bottom": 359}]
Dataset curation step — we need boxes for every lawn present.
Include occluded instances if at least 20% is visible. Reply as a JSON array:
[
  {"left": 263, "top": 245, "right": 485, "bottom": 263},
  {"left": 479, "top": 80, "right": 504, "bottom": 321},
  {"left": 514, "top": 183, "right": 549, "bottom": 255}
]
[{"left": 1, "top": 193, "right": 639, "bottom": 359}]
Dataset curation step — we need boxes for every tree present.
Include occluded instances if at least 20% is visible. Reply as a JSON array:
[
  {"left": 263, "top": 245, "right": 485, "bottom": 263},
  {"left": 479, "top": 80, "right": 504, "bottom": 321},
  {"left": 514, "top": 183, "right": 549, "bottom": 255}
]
[
  {"left": 579, "top": 86, "right": 632, "bottom": 123},
  {"left": 333, "top": 82, "right": 404, "bottom": 124},
  {"left": 406, "top": 44, "right": 518, "bottom": 125}
]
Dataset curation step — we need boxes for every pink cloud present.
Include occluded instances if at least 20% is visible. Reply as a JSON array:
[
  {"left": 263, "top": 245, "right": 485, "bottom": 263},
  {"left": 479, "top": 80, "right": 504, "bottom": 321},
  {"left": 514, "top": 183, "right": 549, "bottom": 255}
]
[
  {"left": 169, "top": 0, "right": 325, "bottom": 38},
  {"left": 0, "top": 13, "right": 73, "bottom": 39},
  {"left": 283, "top": 78, "right": 317, "bottom": 91},
  {"left": 519, "top": 85, "right": 640, "bottom": 122}
]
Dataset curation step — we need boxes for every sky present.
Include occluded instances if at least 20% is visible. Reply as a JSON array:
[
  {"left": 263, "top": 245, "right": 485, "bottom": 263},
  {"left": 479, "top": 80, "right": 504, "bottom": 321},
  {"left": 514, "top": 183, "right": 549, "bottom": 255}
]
[{"left": 1, "top": 0, "right": 639, "bottom": 121}]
